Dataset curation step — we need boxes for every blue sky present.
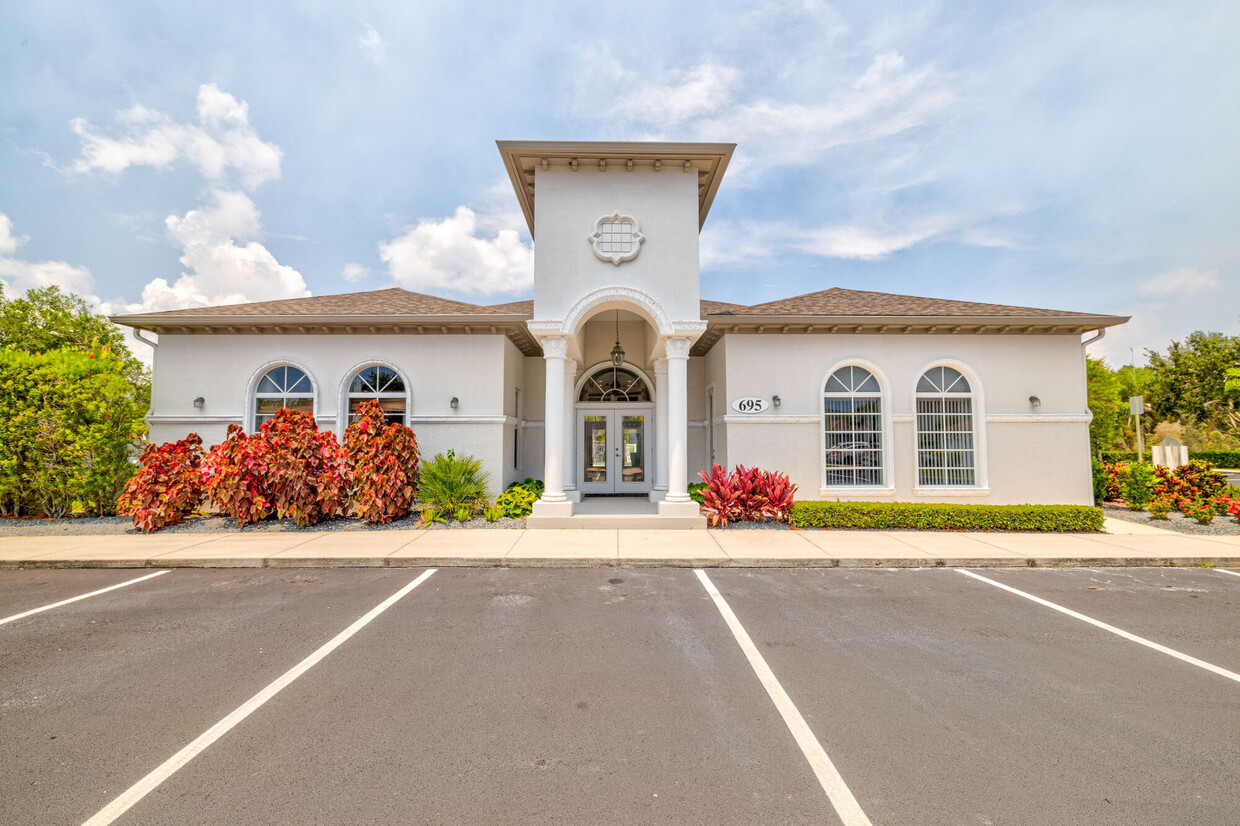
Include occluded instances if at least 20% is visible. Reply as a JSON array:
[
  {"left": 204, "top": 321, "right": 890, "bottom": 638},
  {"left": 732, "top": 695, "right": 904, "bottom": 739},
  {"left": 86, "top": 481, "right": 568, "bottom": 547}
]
[{"left": 1, "top": 1, "right": 1236, "bottom": 366}]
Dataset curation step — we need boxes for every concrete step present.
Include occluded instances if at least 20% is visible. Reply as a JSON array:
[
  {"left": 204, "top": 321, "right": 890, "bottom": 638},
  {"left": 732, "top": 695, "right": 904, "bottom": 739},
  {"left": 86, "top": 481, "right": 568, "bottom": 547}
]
[{"left": 526, "top": 513, "right": 708, "bottom": 530}]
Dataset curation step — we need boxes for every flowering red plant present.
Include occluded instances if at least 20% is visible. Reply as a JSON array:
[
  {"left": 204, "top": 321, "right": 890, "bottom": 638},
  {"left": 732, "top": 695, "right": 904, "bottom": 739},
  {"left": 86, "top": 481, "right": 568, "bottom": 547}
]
[
  {"left": 697, "top": 463, "right": 799, "bottom": 527},
  {"left": 343, "top": 400, "right": 421, "bottom": 524},
  {"left": 116, "top": 435, "right": 205, "bottom": 533},
  {"left": 259, "top": 409, "right": 346, "bottom": 527},
  {"left": 202, "top": 424, "right": 273, "bottom": 527}
]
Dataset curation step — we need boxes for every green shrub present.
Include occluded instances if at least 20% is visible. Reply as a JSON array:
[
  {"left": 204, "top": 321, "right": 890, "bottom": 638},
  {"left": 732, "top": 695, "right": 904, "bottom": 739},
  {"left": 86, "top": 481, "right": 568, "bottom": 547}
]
[
  {"left": 688, "top": 481, "right": 707, "bottom": 504},
  {"left": 1091, "top": 459, "right": 1109, "bottom": 505},
  {"left": 454, "top": 505, "right": 473, "bottom": 523},
  {"left": 496, "top": 486, "right": 537, "bottom": 518},
  {"left": 0, "top": 348, "right": 146, "bottom": 517},
  {"left": 1101, "top": 450, "right": 1240, "bottom": 468},
  {"left": 506, "top": 477, "right": 544, "bottom": 496},
  {"left": 1119, "top": 462, "right": 1157, "bottom": 510},
  {"left": 788, "top": 501, "right": 1104, "bottom": 532},
  {"left": 483, "top": 503, "right": 501, "bottom": 523},
  {"left": 419, "top": 506, "right": 446, "bottom": 525},
  {"left": 419, "top": 450, "right": 491, "bottom": 514}
]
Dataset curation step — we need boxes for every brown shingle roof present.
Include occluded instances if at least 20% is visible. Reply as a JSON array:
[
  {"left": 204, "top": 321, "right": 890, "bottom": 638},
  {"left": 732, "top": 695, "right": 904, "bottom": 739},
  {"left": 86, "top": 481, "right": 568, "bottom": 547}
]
[
  {"left": 735, "top": 287, "right": 1112, "bottom": 319},
  {"left": 122, "top": 287, "right": 488, "bottom": 319}
]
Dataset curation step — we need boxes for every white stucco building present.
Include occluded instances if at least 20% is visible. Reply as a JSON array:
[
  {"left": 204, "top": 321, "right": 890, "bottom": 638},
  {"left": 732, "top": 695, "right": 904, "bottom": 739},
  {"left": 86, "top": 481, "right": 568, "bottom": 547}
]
[{"left": 114, "top": 141, "right": 1127, "bottom": 525}]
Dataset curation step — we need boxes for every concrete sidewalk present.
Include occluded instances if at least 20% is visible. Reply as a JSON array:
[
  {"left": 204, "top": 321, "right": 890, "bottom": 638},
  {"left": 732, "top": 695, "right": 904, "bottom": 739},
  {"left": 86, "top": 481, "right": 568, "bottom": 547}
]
[{"left": 1, "top": 517, "right": 1238, "bottom": 568}]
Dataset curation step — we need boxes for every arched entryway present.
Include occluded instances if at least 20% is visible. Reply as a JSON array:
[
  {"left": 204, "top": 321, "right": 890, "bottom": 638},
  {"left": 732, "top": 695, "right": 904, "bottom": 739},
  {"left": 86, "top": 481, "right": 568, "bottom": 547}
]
[{"left": 575, "top": 362, "right": 654, "bottom": 494}]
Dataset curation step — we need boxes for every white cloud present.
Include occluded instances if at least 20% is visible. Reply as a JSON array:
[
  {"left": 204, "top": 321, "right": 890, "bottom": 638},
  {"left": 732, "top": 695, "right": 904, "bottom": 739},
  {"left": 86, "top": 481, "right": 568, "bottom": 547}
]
[
  {"left": 577, "top": 51, "right": 954, "bottom": 178},
  {"left": 107, "top": 190, "right": 309, "bottom": 314},
  {"left": 0, "top": 213, "right": 97, "bottom": 298},
  {"left": 69, "top": 84, "right": 283, "bottom": 190},
  {"left": 358, "top": 24, "right": 386, "bottom": 65},
  {"left": 1137, "top": 267, "right": 1220, "bottom": 298},
  {"left": 379, "top": 206, "right": 533, "bottom": 296},
  {"left": 342, "top": 262, "right": 368, "bottom": 282}
]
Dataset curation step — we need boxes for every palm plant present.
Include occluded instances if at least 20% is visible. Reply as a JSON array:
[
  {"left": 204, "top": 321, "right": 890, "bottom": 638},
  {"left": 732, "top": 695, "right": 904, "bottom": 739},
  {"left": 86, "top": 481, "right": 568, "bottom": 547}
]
[{"left": 418, "top": 450, "right": 491, "bottom": 516}]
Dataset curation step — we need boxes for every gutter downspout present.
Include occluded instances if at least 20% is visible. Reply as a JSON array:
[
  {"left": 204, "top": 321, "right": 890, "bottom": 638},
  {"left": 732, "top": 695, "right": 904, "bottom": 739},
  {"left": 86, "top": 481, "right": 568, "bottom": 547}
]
[
  {"left": 131, "top": 328, "right": 158, "bottom": 433},
  {"left": 131, "top": 328, "right": 158, "bottom": 351},
  {"left": 1081, "top": 327, "right": 1106, "bottom": 500}
]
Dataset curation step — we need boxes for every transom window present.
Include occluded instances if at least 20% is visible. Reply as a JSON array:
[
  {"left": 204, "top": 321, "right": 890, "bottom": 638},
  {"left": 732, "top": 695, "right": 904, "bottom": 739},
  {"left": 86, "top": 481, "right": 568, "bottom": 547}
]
[
  {"left": 823, "top": 366, "right": 884, "bottom": 487},
  {"left": 254, "top": 366, "right": 314, "bottom": 428},
  {"left": 579, "top": 367, "right": 651, "bottom": 402},
  {"left": 348, "top": 365, "right": 407, "bottom": 426},
  {"left": 916, "top": 366, "right": 976, "bottom": 486}
]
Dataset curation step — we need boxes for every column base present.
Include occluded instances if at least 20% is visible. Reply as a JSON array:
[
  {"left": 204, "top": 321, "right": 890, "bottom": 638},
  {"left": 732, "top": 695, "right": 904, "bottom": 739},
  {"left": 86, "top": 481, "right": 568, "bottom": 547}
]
[
  {"left": 531, "top": 499, "right": 575, "bottom": 518},
  {"left": 658, "top": 500, "right": 701, "bottom": 518}
]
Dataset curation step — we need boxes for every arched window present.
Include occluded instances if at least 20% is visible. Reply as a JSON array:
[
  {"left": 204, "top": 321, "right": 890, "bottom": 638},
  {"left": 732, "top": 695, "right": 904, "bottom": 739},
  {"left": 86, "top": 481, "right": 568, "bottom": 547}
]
[
  {"left": 579, "top": 366, "right": 651, "bottom": 402},
  {"left": 254, "top": 366, "right": 314, "bottom": 428},
  {"left": 347, "top": 365, "right": 407, "bottom": 426},
  {"left": 916, "top": 366, "right": 976, "bottom": 486},
  {"left": 823, "top": 365, "right": 884, "bottom": 487}
]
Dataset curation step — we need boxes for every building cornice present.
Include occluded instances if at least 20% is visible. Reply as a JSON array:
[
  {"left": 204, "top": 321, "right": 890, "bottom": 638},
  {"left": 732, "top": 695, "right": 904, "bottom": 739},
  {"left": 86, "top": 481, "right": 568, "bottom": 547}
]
[
  {"left": 497, "top": 140, "right": 736, "bottom": 238},
  {"left": 112, "top": 313, "right": 543, "bottom": 356}
]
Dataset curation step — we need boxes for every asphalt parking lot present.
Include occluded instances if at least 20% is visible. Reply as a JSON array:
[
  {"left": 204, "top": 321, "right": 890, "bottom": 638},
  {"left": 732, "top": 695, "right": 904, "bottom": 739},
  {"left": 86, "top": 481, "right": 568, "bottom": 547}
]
[{"left": 2, "top": 566, "right": 1238, "bottom": 825}]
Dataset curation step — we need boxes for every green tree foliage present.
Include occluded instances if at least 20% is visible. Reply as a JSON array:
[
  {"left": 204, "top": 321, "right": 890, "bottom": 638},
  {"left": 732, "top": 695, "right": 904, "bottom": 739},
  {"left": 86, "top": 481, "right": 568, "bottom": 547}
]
[
  {"left": 1086, "top": 357, "right": 1124, "bottom": 453},
  {"left": 0, "top": 348, "right": 147, "bottom": 516},
  {"left": 1145, "top": 331, "right": 1240, "bottom": 429},
  {"left": 0, "top": 285, "right": 149, "bottom": 394}
]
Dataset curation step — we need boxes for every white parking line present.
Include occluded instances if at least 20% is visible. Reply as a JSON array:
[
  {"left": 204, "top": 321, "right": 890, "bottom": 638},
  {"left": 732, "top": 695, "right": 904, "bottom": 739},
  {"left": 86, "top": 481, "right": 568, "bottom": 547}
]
[
  {"left": 694, "top": 569, "right": 873, "bottom": 826},
  {"left": 1215, "top": 568, "right": 1240, "bottom": 578},
  {"left": 956, "top": 569, "right": 1240, "bottom": 685},
  {"left": 81, "top": 568, "right": 437, "bottom": 826},
  {"left": 0, "top": 570, "right": 170, "bottom": 626}
]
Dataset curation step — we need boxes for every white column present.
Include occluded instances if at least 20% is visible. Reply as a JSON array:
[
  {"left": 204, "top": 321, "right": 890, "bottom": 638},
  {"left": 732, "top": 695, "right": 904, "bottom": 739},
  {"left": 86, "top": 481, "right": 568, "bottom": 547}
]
[
  {"left": 661, "top": 337, "right": 694, "bottom": 510},
  {"left": 653, "top": 358, "right": 669, "bottom": 495},
  {"left": 562, "top": 358, "right": 577, "bottom": 498},
  {"left": 537, "top": 336, "right": 569, "bottom": 507}
]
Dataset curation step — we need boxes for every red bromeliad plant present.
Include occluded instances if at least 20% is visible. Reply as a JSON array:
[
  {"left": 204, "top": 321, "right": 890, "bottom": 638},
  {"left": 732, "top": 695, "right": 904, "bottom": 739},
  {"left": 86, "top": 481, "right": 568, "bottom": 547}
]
[
  {"left": 202, "top": 424, "right": 273, "bottom": 527},
  {"left": 343, "top": 400, "right": 421, "bottom": 524},
  {"left": 116, "top": 435, "right": 205, "bottom": 533},
  {"left": 260, "top": 408, "right": 346, "bottom": 527},
  {"left": 697, "top": 463, "right": 798, "bottom": 527}
]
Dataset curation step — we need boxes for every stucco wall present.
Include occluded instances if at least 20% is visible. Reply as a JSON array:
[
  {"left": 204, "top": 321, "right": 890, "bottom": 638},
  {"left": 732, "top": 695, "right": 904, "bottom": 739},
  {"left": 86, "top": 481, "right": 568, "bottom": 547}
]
[
  {"left": 148, "top": 332, "right": 515, "bottom": 494},
  {"left": 532, "top": 167, "right": 701, "bottom": 323},
  {"left": 717, "top": 333, "right": 1092, "bottom": 505}
]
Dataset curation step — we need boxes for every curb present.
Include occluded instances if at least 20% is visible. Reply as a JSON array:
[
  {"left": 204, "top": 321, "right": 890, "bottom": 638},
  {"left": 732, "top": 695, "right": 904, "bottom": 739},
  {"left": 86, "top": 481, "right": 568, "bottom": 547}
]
[{"left": 2, "top": 557, "right": 1239, "bottom": 570}]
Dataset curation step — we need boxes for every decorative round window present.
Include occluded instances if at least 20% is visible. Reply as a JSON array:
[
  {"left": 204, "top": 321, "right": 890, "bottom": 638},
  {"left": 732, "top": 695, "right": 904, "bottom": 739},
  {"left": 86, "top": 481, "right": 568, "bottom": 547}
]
[
  {"left": 588, "top": 213, "right": 645, "bottom": 265},
  {"left": 579, "top": 367, "right": 651, "bottom": 402}
]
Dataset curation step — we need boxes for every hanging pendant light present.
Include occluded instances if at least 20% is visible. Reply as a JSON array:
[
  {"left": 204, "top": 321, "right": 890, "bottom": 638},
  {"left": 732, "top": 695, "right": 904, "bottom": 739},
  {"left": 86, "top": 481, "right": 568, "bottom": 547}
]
[{"left": 610, "top": 310, "right": 625, "bottom": 367}]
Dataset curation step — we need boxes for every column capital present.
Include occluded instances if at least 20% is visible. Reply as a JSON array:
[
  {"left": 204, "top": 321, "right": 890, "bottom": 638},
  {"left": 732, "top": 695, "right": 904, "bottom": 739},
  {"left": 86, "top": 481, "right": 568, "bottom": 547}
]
[
  {"left": 665, "top": 337, "right": 691, "bottom": 359},
  {"left": 542, "top": 335, "right": 568, "bottom": 359},
  {"left": 653, "top": 357, "right": 669, "bottom": 375},
  {"left": 564, "top": 357, "right": 578, "bottom": 375}
]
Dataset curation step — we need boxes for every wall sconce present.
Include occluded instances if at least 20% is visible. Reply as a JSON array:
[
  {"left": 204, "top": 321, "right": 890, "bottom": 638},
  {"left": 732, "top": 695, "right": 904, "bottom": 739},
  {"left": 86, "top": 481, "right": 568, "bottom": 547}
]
[
  {"left": 450, "top": 396, "right": 459, "bottom": 410},
  {"left": 193, "top": 396, "right": 205, "bottom": 409},
  {"left": 772, "top": 394, "right": 781, "bottom": 407},
  {"left": 1028, "top": 395, "right": 1041, "bottom": 409}
]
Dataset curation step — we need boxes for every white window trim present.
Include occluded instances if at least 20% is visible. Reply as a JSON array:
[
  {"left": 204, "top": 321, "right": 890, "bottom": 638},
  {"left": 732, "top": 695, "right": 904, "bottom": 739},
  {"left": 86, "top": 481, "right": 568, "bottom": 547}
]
[
  {"left": 244, "top": 359, "right": 320, "bottom": 434},
  {"left": 336, "top": 359, "right": 413, "bottom": 437},
  {"left": 820, "top": 358, "right": 895, "bottom": 492},
  {"left": 911, "top": 358, "right": 989, "bottom": 491},
  {"left": 587, "top": 212, "right": 645, "bottom": 266}
]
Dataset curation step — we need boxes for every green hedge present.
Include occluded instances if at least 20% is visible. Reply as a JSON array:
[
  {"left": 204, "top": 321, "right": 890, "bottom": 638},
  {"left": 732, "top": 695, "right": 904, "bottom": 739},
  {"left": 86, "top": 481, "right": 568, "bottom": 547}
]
[
  {"left": 1100, "top": 451, "right": 1240, "bottom": 468},
  {"left": 788, "top": 501, "right": 1104, "bottom": 532}
]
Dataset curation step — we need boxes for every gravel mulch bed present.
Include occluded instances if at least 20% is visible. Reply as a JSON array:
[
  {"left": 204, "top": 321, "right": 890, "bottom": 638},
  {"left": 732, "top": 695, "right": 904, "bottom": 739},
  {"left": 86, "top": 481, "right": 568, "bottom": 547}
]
[
  {"left": 1103, "top": 502, "right": 1240, "bottom": 536},
  {"left": 0, "top": 511, "right": 525, "bottom": 536}
]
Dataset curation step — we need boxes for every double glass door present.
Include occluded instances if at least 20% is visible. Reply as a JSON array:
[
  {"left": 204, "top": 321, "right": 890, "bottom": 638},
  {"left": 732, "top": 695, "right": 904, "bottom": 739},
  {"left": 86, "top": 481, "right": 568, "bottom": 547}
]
[{"left": 577, "top": 407, "right": 651, "bottom": 494}]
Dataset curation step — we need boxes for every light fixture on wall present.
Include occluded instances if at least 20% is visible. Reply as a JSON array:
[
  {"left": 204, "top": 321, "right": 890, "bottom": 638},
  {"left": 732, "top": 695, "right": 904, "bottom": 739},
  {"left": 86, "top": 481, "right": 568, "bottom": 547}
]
[
  {"left": 772, "top": 394, "right": 781, "bottom": 407},
  {"left": 450, "top": 396, "right": 459, "bottom": 410},
  {"left": 1028, "top": 395, "right": 1041, "bottom": 409},
  {"left": 193, "top": 396, "right": 205, "bottom": 409},
  {"left": 610, "top": 310, "right": 625, "bottom": 367}
]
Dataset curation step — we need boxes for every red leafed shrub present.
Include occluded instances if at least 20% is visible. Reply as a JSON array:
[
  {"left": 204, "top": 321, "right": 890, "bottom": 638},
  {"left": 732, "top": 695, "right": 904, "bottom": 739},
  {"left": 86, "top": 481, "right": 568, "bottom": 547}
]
[
  {"left": 1153, "top": 460, "right": 1229, "bottom": 502},
  {"left": 202, "top": 424, "right": 273, "bottom": 527},
  {"left": 697, "top": 463, "right": 799, "bottom": 527},
  {"left": 343, "top": 400, "right": 421, "bottom": 524},
  {"left": 117, "top": 435, "right": 205, "bottom": 533},
  {"left": 260, "top": 408, "right": 346, "bottom": 527},
  {"left": 1101, "top": 462, "right": 1127, "bottom": 501}
]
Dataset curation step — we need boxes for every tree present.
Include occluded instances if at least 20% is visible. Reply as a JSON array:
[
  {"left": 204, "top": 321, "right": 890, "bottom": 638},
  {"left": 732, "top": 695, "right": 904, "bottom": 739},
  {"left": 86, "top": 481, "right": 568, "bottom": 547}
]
[
  {"left": 0, "top": 348, "right": 147, "bottom": 516},
  {"left": 1085, "top": 357, "right": 1125, "bottom": 454},
  {"left": 1145, "top": 331, "right": 1240, "bottom": 432},
  {"left": 0, "top": 285, "right": 148, "bottom": 395}
]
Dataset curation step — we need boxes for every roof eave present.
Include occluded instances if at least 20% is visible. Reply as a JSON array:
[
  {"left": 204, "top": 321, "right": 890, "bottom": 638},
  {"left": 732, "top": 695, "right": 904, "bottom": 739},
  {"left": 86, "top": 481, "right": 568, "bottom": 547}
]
[
  {"left": 704, "top": 313, "right": 1130, "bottom": 329},
  {"left": 110, "top": 312, "right": 535, "bottom": 329}
]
